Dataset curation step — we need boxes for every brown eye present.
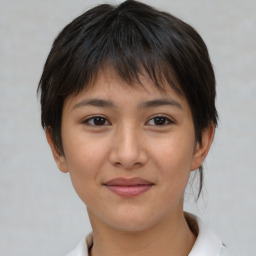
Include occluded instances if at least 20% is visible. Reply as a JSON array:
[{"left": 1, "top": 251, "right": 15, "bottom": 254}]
[
  {"left": 147, "top": 116, "right": 173, "bottom": 126},
  {"left": 83, "top": 116, "right": 110, "bottom": 126}
]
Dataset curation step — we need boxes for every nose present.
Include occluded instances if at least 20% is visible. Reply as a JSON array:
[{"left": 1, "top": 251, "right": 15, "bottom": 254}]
[{"left": 108, "top": 124, "right": 148, "bottom": 170}]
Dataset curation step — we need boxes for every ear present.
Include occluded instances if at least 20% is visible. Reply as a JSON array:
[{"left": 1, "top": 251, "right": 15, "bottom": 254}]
[
  {"left": 191, "top": 123, "right": 215, "bottom": 171},
  {"left": 45, "top": 127, "right": 69, "bottom": 173}
]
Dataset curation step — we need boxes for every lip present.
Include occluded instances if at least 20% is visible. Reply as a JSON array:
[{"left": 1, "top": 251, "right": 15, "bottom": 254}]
[{"left": 103, "top": 177, "right": 154, "bottom": 197}]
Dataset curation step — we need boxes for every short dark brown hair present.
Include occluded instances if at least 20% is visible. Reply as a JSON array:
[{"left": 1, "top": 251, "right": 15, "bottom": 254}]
[{"left": 38, "top": 0, "right": 218, "bottom": 198}]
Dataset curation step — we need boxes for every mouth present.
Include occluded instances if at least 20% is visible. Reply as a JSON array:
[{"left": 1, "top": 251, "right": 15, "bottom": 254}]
[{"left": 103, "top": 177, "right": 154, "bottom": 197}]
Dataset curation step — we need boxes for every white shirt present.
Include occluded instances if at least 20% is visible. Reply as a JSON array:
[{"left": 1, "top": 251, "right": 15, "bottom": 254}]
[{"left": 65, "top": 215, "right": 235, "bottom": 256}]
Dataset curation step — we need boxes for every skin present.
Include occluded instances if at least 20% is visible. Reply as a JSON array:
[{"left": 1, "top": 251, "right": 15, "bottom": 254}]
[{"left": 46, "top": 69, "right": 214, "bottom": 256}]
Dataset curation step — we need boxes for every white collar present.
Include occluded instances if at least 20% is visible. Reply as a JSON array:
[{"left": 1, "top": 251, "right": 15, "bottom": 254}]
[{"left": 188, "top": 215, "right": 223, "bottom": 256}]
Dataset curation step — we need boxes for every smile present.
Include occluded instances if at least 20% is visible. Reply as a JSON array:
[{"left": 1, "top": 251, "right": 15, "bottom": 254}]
[{"left": 103, "top": 177, "right": 154, "bottom": 197}]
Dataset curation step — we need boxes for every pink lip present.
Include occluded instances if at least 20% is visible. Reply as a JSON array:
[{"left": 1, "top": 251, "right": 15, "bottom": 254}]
[{"left": 103, "top": 178, "right": 154, "bottom": 197}]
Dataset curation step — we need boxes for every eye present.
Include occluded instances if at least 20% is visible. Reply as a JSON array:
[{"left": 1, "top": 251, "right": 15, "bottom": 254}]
[
  {"left": 146, "top": 116, "right": 174, "bottom": 126},
  {"left": 83, "top": 116, "right": 110, "bottom": 126}
]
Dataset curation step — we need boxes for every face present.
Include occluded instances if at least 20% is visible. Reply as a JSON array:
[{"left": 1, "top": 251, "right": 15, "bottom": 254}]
[{"left": 47, "top": 70, "right": 213, "bottom": 232}]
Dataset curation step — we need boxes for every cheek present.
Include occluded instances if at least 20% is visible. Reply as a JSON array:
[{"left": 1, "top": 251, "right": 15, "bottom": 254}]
[
  {"left": 149, "top": 133, "right": 195, "bottom": 192},
  {"left": 151, "top": 133, "right": 194, "bottom": 170},
  {"left": 62, "top": 131, "right": 110, "bottom": 198},
  {"left": 63, "top": 128, "right": 110, "bottom": 168}
]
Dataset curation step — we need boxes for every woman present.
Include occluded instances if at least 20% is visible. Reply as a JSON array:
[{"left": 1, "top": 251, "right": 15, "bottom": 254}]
[{"left": 38, "top": 1, "right": 234, "bottom": 255}]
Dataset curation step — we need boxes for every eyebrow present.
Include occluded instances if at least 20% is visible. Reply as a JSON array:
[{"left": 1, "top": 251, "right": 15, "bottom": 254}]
[
  {"left": 73, "top": 99, "right": 115, "bottom": 109},
  {"left": 138, "top": 99, "right": 182, "bottom": 109},
  {"left": 72, "top": 98, "right": 182, "bottom": 110}
]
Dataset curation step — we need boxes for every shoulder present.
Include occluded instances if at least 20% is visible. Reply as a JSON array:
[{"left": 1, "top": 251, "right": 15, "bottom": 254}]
[
  {"left": 186, "top": 213, "right": 237, "bottom": 256},
  {"left": 221, "top": 246, "right": 237, "bottom": 256}
]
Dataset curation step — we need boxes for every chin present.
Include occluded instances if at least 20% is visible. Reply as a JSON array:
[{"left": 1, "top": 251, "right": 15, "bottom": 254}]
[
  {"left": 102, "top": 209, "right": 161, "bottom": 233},
  {"left": 110, "top": 220, "right": 154, "bottom": 232}
]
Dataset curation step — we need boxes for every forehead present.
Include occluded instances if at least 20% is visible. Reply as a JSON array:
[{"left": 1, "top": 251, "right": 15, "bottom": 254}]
[
  {"left": 77, "top": 66, "right": 181, "bottom": 96},
  {"left": 87, "top": 69, "right": 167, "bottom": 95},
  {"left": 63, "top": 68, "right": 189, "bottom": 112}
]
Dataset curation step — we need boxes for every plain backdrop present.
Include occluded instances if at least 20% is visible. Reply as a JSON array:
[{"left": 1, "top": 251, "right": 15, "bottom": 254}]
[{"left": 0, "top": 0, "right": 255, "bottom": 255}]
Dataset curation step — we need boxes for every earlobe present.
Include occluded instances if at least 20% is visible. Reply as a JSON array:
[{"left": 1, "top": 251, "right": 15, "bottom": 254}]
[
  {"left": 191, "top": 123, "right": 215, "bottom": 171},
  {"left": 45, "top": 127, "right": 69, "bottom": 173}
]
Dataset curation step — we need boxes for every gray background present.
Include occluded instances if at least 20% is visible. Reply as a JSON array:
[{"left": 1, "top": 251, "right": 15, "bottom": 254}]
[{"left": 0, "top": 0, "right": 255, "bottom": 255}]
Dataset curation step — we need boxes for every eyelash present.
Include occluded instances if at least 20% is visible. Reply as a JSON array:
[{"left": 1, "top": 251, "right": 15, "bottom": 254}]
[
  {"left": 82, "top": 115, "right": 174, "bottom": 127},
  {"left": 82, "top": 116, "right": 111, "bottom": 126},
  {"left": 146, "top": 115, "right": 174, "bottom": 126}
]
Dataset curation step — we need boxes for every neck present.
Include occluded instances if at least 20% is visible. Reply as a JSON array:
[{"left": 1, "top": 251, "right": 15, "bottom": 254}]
[{"left": 88, "top": 210, "right": 196, "bottom": 256}]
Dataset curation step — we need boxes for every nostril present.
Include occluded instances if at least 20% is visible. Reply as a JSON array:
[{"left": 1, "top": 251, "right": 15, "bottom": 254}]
[
  {"left": 114, "top": 161, "right": 143, "bottom": 169},
  {"left": 114, "top": 162, "right": 122, "bottom": 167},
  {"left": 108, "top": 138, "right": 148, "bottom": 169}
]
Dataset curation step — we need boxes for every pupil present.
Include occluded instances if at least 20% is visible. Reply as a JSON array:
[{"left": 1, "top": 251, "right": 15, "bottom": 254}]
[
  {"left": 155, "top": 117, "right": 165, "bottom": 125},
  {"left": 94, "top": 117, "right": 105, "bottom": 125}
]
